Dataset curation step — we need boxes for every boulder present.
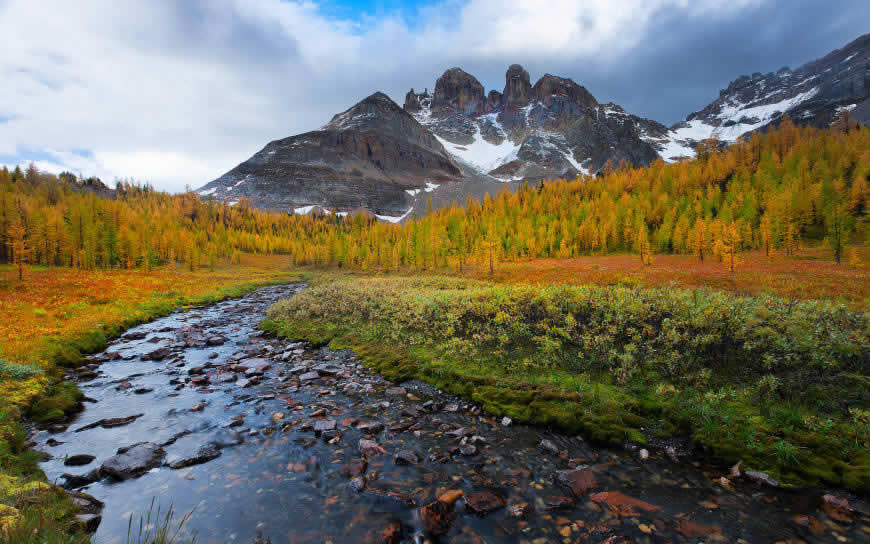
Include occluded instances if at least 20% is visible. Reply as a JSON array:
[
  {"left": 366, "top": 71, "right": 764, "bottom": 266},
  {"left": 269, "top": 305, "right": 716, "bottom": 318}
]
[
  {"left": 64, "top": 454, "right": 96, "bottom": 467},
  {"left": 168, "top": 445, "right": 221, "bottom": 469},
  {"left": 101, "top": 442, "right": 165, "bottom": 480}
]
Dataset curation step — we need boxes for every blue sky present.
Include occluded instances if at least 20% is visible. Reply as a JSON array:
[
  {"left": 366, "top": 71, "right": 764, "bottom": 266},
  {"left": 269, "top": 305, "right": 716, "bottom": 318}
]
[{"left": 0, "top": 0, "right": 867, "bottom": 191}]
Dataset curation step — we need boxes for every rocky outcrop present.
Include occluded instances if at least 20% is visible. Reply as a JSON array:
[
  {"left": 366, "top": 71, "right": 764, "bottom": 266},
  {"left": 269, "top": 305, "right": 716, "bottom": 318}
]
[
  {"left": 503, "top": 64, "right": 532, "bottom": 110},
  {"left": 432, "top": 68, "right": 487, "bottom": 115}
]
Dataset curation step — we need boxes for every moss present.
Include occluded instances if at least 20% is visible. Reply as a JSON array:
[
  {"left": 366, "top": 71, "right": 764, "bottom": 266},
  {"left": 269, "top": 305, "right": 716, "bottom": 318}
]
[{"left": 27, "top": 383, "right": 83, "bottom": 424}]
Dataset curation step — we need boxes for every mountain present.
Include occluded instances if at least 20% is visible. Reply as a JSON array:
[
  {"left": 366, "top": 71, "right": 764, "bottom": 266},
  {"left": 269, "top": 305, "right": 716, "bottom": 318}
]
[
  {"left": 199, "top": 65, "right": 666, "bottom": 217},
  {"left": 197, "top": 92, "right": 461, "bottom": 218},
  {"left": 653, "top": 33, "right": 869, "bottom": 161},
  {"left": 198, "top": 34, "right": 868, "bottom": 218},
  {"left": 402, "top": 64, "right": 667, "bottom": 182}
]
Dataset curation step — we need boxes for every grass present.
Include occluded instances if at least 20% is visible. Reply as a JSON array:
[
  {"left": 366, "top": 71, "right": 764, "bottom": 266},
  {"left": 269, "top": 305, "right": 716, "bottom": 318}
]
[
  {"left": 454, "top": 247, "right": 869, "bottom": 310},
  {"left": 264, "top": 274, "right": 869, "bottom": 493},
  {"left": 0, "top": 254, "right": 299, "bottom": 543},
  {"left": 125, "top": 499, "right": 196, "bottom": 544}
]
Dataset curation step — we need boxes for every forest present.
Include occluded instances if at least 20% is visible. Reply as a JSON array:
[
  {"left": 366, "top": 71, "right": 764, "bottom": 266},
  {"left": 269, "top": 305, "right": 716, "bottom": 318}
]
[{"left": 2, "top": 119, "right": 867, "bottom": 275}]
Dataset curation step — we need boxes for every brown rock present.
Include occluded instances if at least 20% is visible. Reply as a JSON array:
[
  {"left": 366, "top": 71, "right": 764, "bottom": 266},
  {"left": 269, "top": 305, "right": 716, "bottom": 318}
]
[
  {"left": 415, "top": 499, "right": 456, "bottom": 535},
  {"left": 676, "top": 519, "right": 721, "bottom": 538},
  {"left": 590, "top": 492, "right": 661, "bottom": 516},
  {"left": 464, "top": 491, "right": 506, "bottom": 516},
  {"left": 555, "top": 467, "right": 599, "bottom": 496},
  {"left": 821, "top": 494, "right": 853, "bottom": 523}
]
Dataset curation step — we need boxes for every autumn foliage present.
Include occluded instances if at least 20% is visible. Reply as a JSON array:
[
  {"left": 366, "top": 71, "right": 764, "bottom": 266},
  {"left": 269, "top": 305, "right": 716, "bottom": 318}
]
[{"left": 0, "top": 120, "right": 867, "bottom": 277}]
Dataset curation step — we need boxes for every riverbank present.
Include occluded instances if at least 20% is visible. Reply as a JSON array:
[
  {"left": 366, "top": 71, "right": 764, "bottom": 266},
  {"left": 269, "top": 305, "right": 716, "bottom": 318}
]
[
  {"left": 264, "top": 275, "right": 869, "bottom": 494},
  {"left": 0, "top": 256, "right": 299, "bottom": 543}
]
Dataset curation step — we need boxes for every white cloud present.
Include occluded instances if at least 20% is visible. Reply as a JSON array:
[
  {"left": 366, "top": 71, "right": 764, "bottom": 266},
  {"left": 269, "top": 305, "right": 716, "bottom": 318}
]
[{"left": 0, "top": 0, "right": 759, "bottom": 192}]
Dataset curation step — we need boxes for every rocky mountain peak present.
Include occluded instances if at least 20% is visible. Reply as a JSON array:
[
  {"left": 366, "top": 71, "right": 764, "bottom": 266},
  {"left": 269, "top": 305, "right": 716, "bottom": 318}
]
[
  {"left": 503, "top": 64, "right": 532, "bottom": 110},
  {"left": 533, "top": 74, "right": 598, "bottom": 113},
  {"left": 403, "top": 87, "right": 429, "bottom": 113},
  {"left": 432, "top": 67, "right": 487, "bottom": 115}
]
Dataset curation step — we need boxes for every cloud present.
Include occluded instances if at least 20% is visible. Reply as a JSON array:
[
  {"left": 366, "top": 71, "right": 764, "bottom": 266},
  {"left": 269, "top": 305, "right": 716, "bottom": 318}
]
[{"left": 0, "top": 0, "right": 866, "bottom": 191}]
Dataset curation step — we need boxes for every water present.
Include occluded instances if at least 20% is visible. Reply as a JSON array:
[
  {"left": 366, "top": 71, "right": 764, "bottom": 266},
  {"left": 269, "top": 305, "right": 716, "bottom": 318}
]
[{"left": 32, "top": 285, "right": 868, "bottom": 543}]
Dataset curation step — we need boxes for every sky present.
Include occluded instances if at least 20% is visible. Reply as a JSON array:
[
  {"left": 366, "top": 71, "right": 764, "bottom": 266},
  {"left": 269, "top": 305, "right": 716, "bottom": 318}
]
[{"left": 1, "top": 0, "right": 867, "bottom": 192}]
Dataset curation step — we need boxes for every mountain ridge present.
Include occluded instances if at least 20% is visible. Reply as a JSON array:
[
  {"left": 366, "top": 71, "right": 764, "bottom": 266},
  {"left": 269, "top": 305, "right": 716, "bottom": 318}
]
[{"left": 198, "top": 33, "right": 868, "bottom": 218}]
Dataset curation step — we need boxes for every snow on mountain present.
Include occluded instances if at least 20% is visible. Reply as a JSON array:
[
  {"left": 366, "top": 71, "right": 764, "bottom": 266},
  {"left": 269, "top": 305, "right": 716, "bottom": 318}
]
[{"left": 653, "top": 33, "right": 868, "bottom": 162}]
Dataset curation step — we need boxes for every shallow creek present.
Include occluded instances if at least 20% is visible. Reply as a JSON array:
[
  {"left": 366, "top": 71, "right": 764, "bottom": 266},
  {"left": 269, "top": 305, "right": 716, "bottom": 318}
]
[{"left": 31, "top": 284, "right": 867, "bottom": 543}]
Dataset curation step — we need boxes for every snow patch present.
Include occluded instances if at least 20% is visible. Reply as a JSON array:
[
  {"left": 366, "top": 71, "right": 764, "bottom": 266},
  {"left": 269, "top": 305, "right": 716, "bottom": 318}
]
[
  {"left": 376, "top": 206, "right": 414, "bottom": 223},
  {"left": 294, "top": 205, "right": 317, "bottom": 215},
  {"left": 198, "top": 187, "right": 217, "bottom": 197},
  {"left": 435, "top": 125, "right": 520, "bottom": 173}
]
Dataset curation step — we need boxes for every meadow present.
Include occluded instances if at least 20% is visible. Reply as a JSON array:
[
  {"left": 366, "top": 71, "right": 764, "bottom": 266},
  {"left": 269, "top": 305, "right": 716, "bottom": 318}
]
[
  {"left": 457, "top": 247, "right": 869, "bottom": 308},
  {"left": 0, "top": 255, "right": 297, "bottom": 543}
]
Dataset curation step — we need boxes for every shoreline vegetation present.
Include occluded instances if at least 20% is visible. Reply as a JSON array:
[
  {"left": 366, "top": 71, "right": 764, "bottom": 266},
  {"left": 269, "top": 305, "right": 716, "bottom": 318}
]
[
  {"left": 0, "top": 257, "right": 297, "bottom": 543},
  {"left": 263, "top": 275, "right": 868, "bottom": 494}
]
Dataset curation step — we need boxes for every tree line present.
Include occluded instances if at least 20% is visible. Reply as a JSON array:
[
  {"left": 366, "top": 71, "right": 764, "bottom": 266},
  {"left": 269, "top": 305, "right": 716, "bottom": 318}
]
[{"left": 2, "top": 119, "right": 867, "bottom": 275}]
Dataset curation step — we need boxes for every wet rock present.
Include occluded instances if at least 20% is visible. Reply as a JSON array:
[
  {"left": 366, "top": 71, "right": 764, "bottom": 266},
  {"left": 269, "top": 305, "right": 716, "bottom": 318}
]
[
  {"left": 123, "top": 331, "right": 148, "bottom": 340},
  {"left": 745, "top": 470, "right": 779, "bottom": 488},
  {"left": 363, "top": 519, "right": 402, "bottom": 544},
  {"left": 206, "top": 335, "right": 225, "bottom": 346},
  {"left": 458, "top": 445, "right": 477, "bottom": 456},
  {"left": 358, "top": 421, "right": 386, "bottom": 434},
  {"left": 501, "top": 416, "right": 512, "bottom": 427},
  {"left": 236, "top": 378, "right": 251, "bottom": 388},
  {"left": 361, "top": 486, "right": 416, "bottom": 508},
  {"left": 543, "top": 495, "right": 576, "bottom": 510},
  {"left": 446, "top": 427, "right": 472, "bottom": 439},
  {"left": 539, "top": 439, "right": 560, "bottom": 454},
  {"left": 730, "top": 460, "right": 743, "bottom": 478},
  {"left": 312, "top": 363, "right": 344, "bottom": 376},
  {"left": 359, "top": 439, "right": 387, "bottom": 457},
  {"left": 443, "top": 403, "right": 459, "bottom": 412},
  {"left": 348, "top": 476, "right": 367, "bottom": 492},
  {"left": 676, "top": 519, "right": 721, "bottom": 538},
  {"left": 464, "top": 491, "right": 506, "bottom": 516},
  {"left": 299, "top": 371, "right": 320, "bottom": 382},
  {"left": 64, "top": 454, "right": 96, "bottom": 467},
  {"left": 66, "top": 490, "right": 103, "bottom": 514},
  {"left": 555, "top": 466, "right": 599, "bottom": 496},
  {"left": 238, "top": 358, "right": 271, "bottom": 373},
  {"left": 133, "top": 387, "right": 153, "bottom": 394},
  {"left": 394, "top": 449, "right": 420, "bottom": 465},
  {"left": 385, "top": 387, "right": 407, "bottom": 397},
  {"left": 507, "top": 502, "right": 532, "bottom": 518},
  {"left": 341, "top": 459, "right": 368, "bottom": 476},
  {"left": 821, "top": 494, "right": 853, "bottom": 523},
  {"left": 61, "top": 469, "right": 102, "bottom": 489},
  {"left": 638, "top": 448, "right": 649, "bottom": 461},
  {"left": 101, "top": 442, "right": 165, "bottom": 480},
  {"left": 75, "top": 513, "right": 102, "bottom": 533},
  {"left": 168, "top": 445, "right": 222, "bottom": 469},
  {"left": 313, "top": 419, "right": 337, "bottom": 434},
  {"left": 143, "top": 347, "right": 172, "bottom": 361},
  {"left": 590, "top": 491, "right": 661, "bottom": 515},
  {"left": 791, "top": 514, "right": 827, "bottom": 535},
  {"left": 74, "top": 414, "right": 143, "bottom": 432},
  {"left": 416, "top": 498, "right": 457, "bottom": 535}
]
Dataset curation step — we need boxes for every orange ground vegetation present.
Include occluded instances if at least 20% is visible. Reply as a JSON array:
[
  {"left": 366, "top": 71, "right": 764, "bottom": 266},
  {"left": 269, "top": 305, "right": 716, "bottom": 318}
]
[
  {"left": 457, "top": 247, "right": 869, "bottom": 308},
  {"left": 0, "top": 253, "right": 293, "bottom": 368}
]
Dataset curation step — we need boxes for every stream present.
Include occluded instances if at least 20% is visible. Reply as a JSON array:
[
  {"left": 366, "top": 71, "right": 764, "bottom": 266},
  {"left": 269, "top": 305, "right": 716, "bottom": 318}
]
[{"left": 31, "top": 284, "right": 868, "bottom": 543}]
